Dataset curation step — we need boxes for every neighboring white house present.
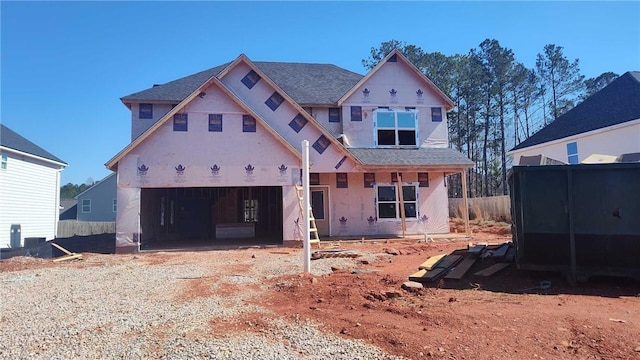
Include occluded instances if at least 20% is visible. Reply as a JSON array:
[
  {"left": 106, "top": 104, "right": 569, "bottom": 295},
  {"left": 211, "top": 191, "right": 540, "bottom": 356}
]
[
  {"left": 509, "top": 71, "right": 640, "bottom": 164},
  {"left": 107, "top": 50, "right": 473, "bottom": 252},
  {"left": 75, "top": 172, "right": 117, "bottom": 222},
  {"left": 0, "top": 124, "right": 67, "bottom": 248}
]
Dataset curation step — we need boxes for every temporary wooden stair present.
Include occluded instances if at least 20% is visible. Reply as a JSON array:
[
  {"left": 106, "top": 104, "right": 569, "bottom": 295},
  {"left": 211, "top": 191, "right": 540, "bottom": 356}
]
[{"left": 296, "top": 185, "right": 321, "bottom": 248}]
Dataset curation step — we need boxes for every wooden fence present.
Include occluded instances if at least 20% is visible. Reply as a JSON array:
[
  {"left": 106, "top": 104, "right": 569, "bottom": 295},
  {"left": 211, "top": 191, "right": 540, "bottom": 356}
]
[
  {"left": 57, "top": 220, "right": 116, "bottom": 238},
  {"left": 449, "top": 195, "right": 511, "bottom": 222}
]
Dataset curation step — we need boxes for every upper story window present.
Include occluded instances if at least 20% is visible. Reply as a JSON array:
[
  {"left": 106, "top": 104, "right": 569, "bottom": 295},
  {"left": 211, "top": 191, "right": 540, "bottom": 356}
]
[
  {"left": 241, "top": 70, "right": 261, "bottom": 89},
  {"left": 209, "top": 114, "right": 223, "bottom": 132},
  {"left": 265, "top": 92, "right": 284, "bottom": 111},
  {"left": 351, "top": 106, "right": 362, "bottom": 121},
  {"left": 566, "top": 142, "right": 578, "bottom": 164},
  {"left": 139, "top": 103, "right": 153, "bottom": 119},
  {"left": 82, "top": 199, "right": 91, "bottom": 213},
  {"left": 173, "top": 114, "right": 188, "bottom": 131},
  {"left": 431, "top": 107, "right": 443, "bottom": 122},
  {"left": 376, "top": 183, "right": 417, "bottom": 220},
  {"left": 328, "top": 108, "right": 341, "bottom": 122},
  {"left": 113, "top": 199, "right": 117, "bottom": 213},
  {"left": 374, "top": 109, "right": 418, "bottom": 147},
  {"left": 1, "top": 154, "right": 7, "bottom": 170},
  {"left": 243, "top": 115, "right": 256, "bottom": 132},
  {"left": 288, "top": 113, "right": 308, "bottom": 133}
]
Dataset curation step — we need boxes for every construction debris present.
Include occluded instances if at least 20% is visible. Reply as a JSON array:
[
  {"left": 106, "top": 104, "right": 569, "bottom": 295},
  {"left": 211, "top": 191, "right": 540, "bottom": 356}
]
[
  {"left": 51, "top": 243, "right": 83, "bottom": 263},
  {"left": 311, "top": 249, "right": 361, "bottom": 260},
  {"left": 408, "top": 241, "right": 515, "bottom": 283}
]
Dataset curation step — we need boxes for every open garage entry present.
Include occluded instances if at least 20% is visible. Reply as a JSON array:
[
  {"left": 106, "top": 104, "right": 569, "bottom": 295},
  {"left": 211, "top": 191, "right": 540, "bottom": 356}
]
[{"left": 140, "top": 186, "right": 283, "bottom": 250}]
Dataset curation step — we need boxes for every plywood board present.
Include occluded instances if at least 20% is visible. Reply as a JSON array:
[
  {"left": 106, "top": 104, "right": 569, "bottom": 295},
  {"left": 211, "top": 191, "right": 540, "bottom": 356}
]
[
  {"left": 434, "top": 254, "right": 463, "bottom": 270},
  {"left": 409, "top": 268, "right": 447, "bottom": 283},
  {"left": 492, "top": 243, "right": 510, "bottom": 258},
  {"left": 418, "top": 254, "right": 446, "bottom": 270},
  {"left": 408, "top": 254, "right": 463, "bottom": 283},
  {"left": 474, "top": 263, "right": 510, "bottom": 277},
  {"left": 444, "top": 257, "right": 477, "bottom": 279}
]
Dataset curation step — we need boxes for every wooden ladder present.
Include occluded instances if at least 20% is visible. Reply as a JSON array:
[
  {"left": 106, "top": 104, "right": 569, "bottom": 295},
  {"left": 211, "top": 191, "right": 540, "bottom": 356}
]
[{"left": 296, "top": 185, "right": 321, "bottom": 247}]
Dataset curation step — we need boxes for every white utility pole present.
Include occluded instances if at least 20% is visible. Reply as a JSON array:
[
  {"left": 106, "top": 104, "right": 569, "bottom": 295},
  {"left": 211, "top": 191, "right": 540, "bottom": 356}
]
[{"left": 302, "top": 140, "right": 311, "bottom": 273}]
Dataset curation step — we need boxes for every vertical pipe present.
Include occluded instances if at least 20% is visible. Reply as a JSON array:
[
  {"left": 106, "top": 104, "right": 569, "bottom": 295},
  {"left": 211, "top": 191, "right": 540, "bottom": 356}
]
[
  {"left": 397, "top": 172, "right": 406, "bottom": 237},
  {"left": 302, "top": 140, "right": 311, "bottom": 273}
]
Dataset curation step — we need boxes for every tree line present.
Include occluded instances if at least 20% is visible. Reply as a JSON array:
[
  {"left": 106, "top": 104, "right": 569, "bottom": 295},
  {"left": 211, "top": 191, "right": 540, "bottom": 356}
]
[
  {"left": 363, "top": 40, "right": 619, "bottom": 198},
  {"left": 60, "top": 178, "right": 95, "bottom": 199}
]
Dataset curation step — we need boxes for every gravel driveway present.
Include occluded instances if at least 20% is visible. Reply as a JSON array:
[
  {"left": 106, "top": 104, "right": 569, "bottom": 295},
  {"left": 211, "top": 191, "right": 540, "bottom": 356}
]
[{"left": 0, "top": 249, "right": 404, "bottom": 359}]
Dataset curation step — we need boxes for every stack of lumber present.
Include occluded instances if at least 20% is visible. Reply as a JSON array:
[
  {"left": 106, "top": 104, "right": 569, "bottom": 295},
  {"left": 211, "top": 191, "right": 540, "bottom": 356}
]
[{"left": 408, "top": 241, "right": 514, "bottom": 282}]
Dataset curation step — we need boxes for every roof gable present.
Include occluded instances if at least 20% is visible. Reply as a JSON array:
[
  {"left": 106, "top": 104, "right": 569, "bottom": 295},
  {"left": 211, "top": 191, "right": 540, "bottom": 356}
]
[
  {"left": 0, "top": 124, "right": 66, "bottom": 165},
  {"left": 75, "top": 172, "right": 116, "bottom": 199},
  {"left": 338, "top": 49, "right": 454, "bottom": 110},
  {"left": 511, "top": 71, "right": 640, "bottom": 151},
  {"left": 107, "top": 70, "right": 301, "bottom": 170}
]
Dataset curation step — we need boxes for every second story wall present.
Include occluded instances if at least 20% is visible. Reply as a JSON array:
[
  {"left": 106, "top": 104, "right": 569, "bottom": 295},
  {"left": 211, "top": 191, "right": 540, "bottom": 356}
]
[
  {"left": 131, "top": 103, "right": 176, "bottom": 141},
  {"left": 341, "top": 58, "right": 449, "bottom": 148}
]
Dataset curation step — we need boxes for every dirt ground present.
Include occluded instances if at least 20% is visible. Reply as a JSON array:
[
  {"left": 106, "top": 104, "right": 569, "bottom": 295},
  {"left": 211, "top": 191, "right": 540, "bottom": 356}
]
[{"left": 3, "top": 221, "right": 640, "bottom": 359}]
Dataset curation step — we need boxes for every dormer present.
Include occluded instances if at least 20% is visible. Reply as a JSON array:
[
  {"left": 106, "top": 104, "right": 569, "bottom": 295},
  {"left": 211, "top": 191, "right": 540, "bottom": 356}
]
[{"left": 338, "top": 50, "right": 454, "bottom": 149}]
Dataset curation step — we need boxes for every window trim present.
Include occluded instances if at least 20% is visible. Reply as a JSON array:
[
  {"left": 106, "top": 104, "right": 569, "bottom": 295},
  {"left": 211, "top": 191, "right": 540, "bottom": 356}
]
[
  {"left": 81, "top": 199, "right": 91, "bottom": 213},
  {"left": 567, "top": 141, "right": 579, "bottom": 164},
  {"left": 374, "top": 109, "right": 419, "bottom": 148},
  {"left": 375, "top": 183, "right": 418, "bottom": 221}
]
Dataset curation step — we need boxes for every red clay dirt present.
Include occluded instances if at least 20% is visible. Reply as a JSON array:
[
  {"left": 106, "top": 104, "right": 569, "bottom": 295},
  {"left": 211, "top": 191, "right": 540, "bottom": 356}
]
[{"left": 2, "top": 222, "right": 640, "bottom": 359}]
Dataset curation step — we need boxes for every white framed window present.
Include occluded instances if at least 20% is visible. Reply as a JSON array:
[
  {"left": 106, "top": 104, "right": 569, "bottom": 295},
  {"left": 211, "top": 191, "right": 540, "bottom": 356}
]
[
  {"left": 112, "top": 198, "right": 117, "bottom": 213},
  {"left": 375, "top": 183, "right": 418, "bottom": 220},
  {"left": 374, "top": 109, "right": 418, "bottom": 147},
  {"left": 1, "top": 153, "right": 7, "bottom": 170},
  {"left": 566, "top": 142, "right": 578, "bottom": 164},
  {"left": 81, "top": 199, "right": 91, "bottom": 213}
]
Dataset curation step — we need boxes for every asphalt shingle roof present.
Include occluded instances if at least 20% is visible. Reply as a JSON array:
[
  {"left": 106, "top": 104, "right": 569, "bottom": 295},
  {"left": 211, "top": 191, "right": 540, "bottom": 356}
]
[
  {"left": 348, "top": 148, "right": 474, "bottom": 167},
  {"left": 0, "top": 124, "right": 66, "bottom": 164},
  {"left": 511, "top": 71, "right": 640, "bottom": 151},
  {"left": 121, "top": 61, "right": 363, "bottom": 105}
]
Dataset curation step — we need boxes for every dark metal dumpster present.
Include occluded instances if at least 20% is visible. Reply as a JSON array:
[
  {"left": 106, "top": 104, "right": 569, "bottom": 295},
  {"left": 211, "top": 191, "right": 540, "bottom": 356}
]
[{"left": 508, "top": 163, "right": 640, "bottom": 281}]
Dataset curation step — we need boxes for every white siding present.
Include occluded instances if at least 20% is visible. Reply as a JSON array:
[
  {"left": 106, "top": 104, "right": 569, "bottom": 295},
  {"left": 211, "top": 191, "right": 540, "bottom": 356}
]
[
  {"left": 510, "top": 119, "right": 640, "bottom": 165},
  {"left": 0, "top": 152, "right": 61, "bottom": 247}
]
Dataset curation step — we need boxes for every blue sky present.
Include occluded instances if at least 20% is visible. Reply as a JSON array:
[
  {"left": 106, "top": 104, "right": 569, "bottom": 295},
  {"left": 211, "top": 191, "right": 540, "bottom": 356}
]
[{"left": 2, "top": 1, "right": 638, "bottom": 185}]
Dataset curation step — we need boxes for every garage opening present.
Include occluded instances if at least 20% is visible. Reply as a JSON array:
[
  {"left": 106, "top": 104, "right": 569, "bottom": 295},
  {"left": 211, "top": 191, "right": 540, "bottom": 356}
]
[{"left": 140, "top": 186, "right": 283, "bottom": 250}]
